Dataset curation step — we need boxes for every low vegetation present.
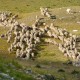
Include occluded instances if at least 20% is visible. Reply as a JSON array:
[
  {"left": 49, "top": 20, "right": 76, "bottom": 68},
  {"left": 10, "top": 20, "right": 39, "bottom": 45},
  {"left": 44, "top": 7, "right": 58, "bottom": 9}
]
[
  {"left": 0, "top": 0, "right": 80, "bottom": 80},
  {"left": 0, "top": 0, "right": 80, "bottom": 13}
]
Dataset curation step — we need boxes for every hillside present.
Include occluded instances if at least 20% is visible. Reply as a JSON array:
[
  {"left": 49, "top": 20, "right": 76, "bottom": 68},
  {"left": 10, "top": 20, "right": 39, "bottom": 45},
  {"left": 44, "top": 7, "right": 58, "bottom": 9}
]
[{"left": 0, "top": 0, "right": 80, "bottom": 80}]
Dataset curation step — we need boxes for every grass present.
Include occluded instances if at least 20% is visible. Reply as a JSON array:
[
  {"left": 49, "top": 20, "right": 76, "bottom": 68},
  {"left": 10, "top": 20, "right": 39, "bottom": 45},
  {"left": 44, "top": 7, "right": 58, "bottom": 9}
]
[
  {"left": 0, "top": 0, "right": 80, "bottom": 80},
  {"left": 0, "top": 54, "right": 34, "bottom": 80},
  {"left": 0, "top": 0, "right": 80, "bottom": 13}
]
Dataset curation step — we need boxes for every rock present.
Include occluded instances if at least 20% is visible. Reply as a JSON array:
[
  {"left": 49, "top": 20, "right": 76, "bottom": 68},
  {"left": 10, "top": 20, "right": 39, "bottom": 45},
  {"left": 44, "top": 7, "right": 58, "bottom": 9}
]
[
  {"left": 25, "top": 69, "right": 33, "bottom": 74},
  {"left": 67, "top": 60, "right": 73, "bottom": 65},
  {"left": 43, "top": 74, "right": 56, "bottom": 80},
  {"left": 34, "top": 74, "right": 56, "bottom": 80},
  {"left": 0, "top": 72, "right": 14, "bottom": 80},
  {"left": 35, "top": 64, "right": 41, "bottom": 68},
  {"left": 73, "top": 60, "right": 80, "bottom": 67}
]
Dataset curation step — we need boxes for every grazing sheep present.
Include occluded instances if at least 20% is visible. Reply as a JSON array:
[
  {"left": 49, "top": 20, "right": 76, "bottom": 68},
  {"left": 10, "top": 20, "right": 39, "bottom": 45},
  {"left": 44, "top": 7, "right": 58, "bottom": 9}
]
[
  {"left": 46, "top": 12, "right": 51, "bottom": 18},
  {"left": 47, "top": 30, "right": 52, "bottom": 37},
  {"left": 7, "top": 35, "right": 12, "bottom": 43},
  {"left": 40, "top": 7, "right": 52, "bottom": 18},
  {"left": 58, "top": 36, "right": 64, "bottom": 42},
  {"left": 1, "top": 11, "right": 80, "bottom": 65},
  {"left": 40, "top": 7, "right": 45, "bottom": 16},
  {"left": 8, "top": 48, "right": 12, "bottom": 54},
  {"left": 16, "top": 49, "right": 20, "bottom": 58},
  {"left": 31, "top": 52, "right": 35, "bottom": 58},
  {"left": 58, "top": 43, "right": 63, "bottom": 52},
  {"left": 50, "top": 23, "right": 54, "bottom": 29},
  {"left": 66, "top": 8, "right": 71, "bottom": 14}
]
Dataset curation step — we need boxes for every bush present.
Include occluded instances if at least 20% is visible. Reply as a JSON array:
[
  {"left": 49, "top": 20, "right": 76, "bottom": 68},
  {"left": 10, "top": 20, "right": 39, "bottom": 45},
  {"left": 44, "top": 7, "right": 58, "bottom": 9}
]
[
  {"left": 58, "top": 69, "right": 65, "bottom": 72},
  {"left": 71, "top": 70, "right": 79, "bottom": 74},
  {"left": 35, "top": 64, "right": 41, "bottom": 68}
]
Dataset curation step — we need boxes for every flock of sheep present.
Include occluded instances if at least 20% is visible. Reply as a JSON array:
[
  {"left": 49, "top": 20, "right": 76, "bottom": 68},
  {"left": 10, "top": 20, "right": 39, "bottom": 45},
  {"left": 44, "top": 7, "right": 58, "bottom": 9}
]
[
  {"left": 0, "top": 7, "right": 80, "bottom": 66},
  {"left": 0, "top": 11, "right": 18, "bottom": 27}
]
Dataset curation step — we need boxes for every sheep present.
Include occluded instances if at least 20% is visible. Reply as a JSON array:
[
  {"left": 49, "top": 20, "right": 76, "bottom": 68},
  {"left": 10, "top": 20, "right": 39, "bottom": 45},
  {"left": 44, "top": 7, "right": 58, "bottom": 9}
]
[
  {"left": 25, "top": 48, "right": 33, "bottom": 59},
  {"left": 19, "top": 50, "right": 27, "bottom": 58},
  {"left": 58, "top": 36, "right": 64, "bottom": 42},
  {"left": 47, "top": 30, "right": 52, "bottom": 37},
  {"left": 58, "top": 43, "right": 64, "bottom": 52},
  {"left": 8, "top": 48, "right": 12, "bottom": 54},
  {"left": 35, "top": 37, "right": 40, "bottom": 43},
  {"left": 72, "top": 54, "right": 76, "bottom": 60},
  {"left": 76, "top": 54, "right": 80, "bottom": 60},
  {"left": 16, "top": 49, "right": 20, "bottom": 58},
  {"left": 9, "top": 44, "right": 14, "bottom": 52},
  {"left": 52, "top": 32, "right": 58, "bottom": 39},
  {"left": 31, "top": 52, "right": 35, "bottom": 58},
  {"left": 2, "top": 11, "right": 80, "bottom": 62},
  {"left": 66, "top": 50, "right": 72, "bottom": 57},
  {"left": 40, "top": 7, "right": 52, "bottom": 18},
  {"left": 44, "top": 25, "right": 50, "bottom": 32},
  {"left": 46, "top": 12, "right": 51, "bottom": 18},
  {"left": 66, "top": 8, "right": 71, "bottom": 14},
  {"left": 40, "top": 7, "right": 45, "bottom": 16},
  {"left": 12, "top": 14, "right": 18, "bottom": 20},
  {"left": 52, "top": 40, "right": 58, "bottom": 46},
  {"left": 72, "top": 35, "right": 77, "bottom": 41},
  {"left": 0, "top": 13, "right": 7, "bottom": 21},
  {"left": 26, "top": 52, "right": 30, "bottom": 59},
  {"left": 61, "top": 29, "right": 69, "bottom": 37},
  {"left": 52, "top": 27, "right": 59, "bottom": 35},
  {"left": 45, "top": 39, "right": 53, "bottom": 43},
  {"left": 21, "top": 44, "right": 26, "bottom": 50},
  {"left": 0, "top": 34, "right": 5, "bottom": 38},
  {"left": 58, "top": 28, "right": 64, "bottom": 36},
  {"left": 50, "top": 23, "right": 54, "bottom": 29},
  {"left": 7, "top": 34, "right": 12, "bottom": 43},
  {"left": 61, "top": 47, "right": 66, "bottom": 53}
]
